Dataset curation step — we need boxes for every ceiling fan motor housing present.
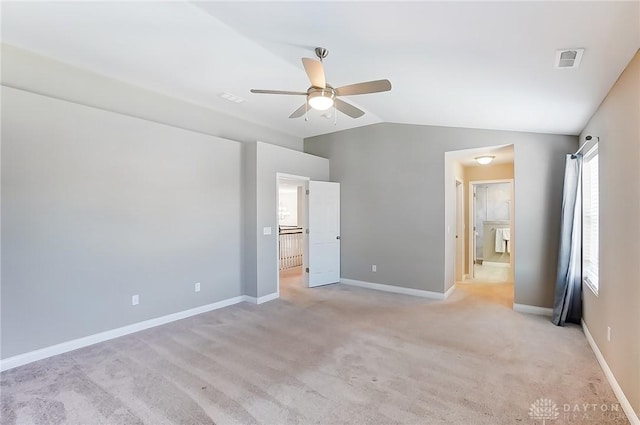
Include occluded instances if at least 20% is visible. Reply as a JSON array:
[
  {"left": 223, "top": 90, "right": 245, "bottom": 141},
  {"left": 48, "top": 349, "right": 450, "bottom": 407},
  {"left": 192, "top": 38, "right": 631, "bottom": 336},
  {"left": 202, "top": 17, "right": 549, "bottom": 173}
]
[{"left": 315, "top": 47, "right": 328, "bottom": 60}]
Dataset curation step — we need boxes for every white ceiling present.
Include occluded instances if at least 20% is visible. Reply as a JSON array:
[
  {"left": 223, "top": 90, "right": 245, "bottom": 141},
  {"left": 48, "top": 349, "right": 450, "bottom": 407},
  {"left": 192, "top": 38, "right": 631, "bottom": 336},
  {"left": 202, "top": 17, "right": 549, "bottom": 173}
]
[{"left": 2, "top": 1, "right": 639, "bottom": 139}]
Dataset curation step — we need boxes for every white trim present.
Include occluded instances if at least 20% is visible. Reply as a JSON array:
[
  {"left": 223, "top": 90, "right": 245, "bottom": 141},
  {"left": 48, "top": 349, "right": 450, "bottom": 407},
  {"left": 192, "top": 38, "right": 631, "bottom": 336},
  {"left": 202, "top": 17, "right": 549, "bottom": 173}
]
[
  {"left": 243, "top": 292, "right": 279, "bottom": 305},
  {"left": 582, "top": 320, "right": 640, "bottom": 425},
  {"left": 444, "top": 283, "right": 457, "bottom": 299},
  {"left": 513, "top": 303, "right": 553, "bottom": 316},
  {"left": 482, "top": 261, "right": 510, "bottom": 268},
  {"left": 582, "top": 147, "right": 599, "bottom": 297},
  {"left": 584, "top": 142, "right": 599, "bottom": 160},
  {"left": 276, "top": 172, "right": 310, "bottom": 182},
  {"left": 0, "top": 295, "right": 248, "bottom": 372},
  {"left": 341, "top": 278, "right": 446, "bottom": 300},
  {"left": 455, "top": 179, "right": 464, "bottom": 284},
  {"left": 584, "top": 277, "right": 599, "bottom": 297}
]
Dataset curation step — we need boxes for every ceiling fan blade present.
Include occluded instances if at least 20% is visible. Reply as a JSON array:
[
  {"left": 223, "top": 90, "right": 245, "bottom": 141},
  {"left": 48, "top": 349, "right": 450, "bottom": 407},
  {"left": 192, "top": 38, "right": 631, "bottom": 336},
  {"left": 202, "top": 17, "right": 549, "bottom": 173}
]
[
  {"left": 302, "top": 58, "right": 326, "bottom": 88},
  {"left": 335, "top": 99, "right": 365, "bottom": 118},
  {"left": 335, "top": 79, "right": 392, "bottom": 96},
  {"left": 250, "top": 89, "right": 307, "bottom": 95},
  {"left": 289, "top": 103, "right": 308, "bottom": 119}
]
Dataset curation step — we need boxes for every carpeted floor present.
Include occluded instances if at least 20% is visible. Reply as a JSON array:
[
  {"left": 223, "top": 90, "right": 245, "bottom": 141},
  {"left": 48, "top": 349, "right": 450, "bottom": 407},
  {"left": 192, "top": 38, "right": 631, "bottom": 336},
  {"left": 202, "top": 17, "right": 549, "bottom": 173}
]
[{"left": 1, "top": 268, "right": 629, "bottom": 424}]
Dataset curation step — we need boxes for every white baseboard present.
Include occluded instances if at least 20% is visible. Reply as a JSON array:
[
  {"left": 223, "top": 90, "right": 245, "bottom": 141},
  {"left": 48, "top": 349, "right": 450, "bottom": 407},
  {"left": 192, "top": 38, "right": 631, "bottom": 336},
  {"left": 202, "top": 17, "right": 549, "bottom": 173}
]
[
  {"left": 582, "top": 320, "right": 639, "bottom": 425},
  {"left": 243, "top": 292, "right": 279, "bottom": 305},
  {"left": 341, "top": 278, "right": 446, "bottom": 300},
  {"left": 483, "top": 261, "right": 510, "bottom": 268},
  {"left": 0, "top": 295, "right": 250, "bottom": 372},
  {"left": 513, "top": 303, "right": 553, "bottom": 316},
  {"left": 444, "top": 283, "right": 457, "bottom": 299}
]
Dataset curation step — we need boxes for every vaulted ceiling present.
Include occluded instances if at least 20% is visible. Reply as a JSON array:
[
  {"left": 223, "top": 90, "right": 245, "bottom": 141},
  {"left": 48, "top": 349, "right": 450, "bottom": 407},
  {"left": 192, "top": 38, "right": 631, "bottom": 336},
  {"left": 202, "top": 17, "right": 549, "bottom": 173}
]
[{"left": 2, "top": 1, "right": 639, "bottom": 139}]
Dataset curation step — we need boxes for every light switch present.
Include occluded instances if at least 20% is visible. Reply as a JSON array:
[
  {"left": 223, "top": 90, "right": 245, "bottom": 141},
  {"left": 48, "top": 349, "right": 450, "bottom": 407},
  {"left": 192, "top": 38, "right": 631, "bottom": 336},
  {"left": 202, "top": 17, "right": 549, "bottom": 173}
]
[{"left": 263, "top": 227, "right": 272, "bottom": 235}]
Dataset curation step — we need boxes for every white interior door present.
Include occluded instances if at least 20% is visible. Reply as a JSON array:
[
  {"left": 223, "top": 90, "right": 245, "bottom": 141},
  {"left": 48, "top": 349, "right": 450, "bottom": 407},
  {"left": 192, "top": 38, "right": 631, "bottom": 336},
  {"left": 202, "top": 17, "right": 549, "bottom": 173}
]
[{"left": 308, "top": 181, "right": 340, "bottom": 287}]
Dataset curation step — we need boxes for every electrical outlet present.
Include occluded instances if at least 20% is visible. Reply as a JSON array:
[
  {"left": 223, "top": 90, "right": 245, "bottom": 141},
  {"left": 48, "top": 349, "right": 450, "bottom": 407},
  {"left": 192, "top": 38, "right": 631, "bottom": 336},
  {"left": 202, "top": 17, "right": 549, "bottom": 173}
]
[
  {"left": 132, "top": 294, "right": 139, "bottom": 306},
  {"left": 372, "top": 265, "right": 377, "bottom": 272},
  {"left": 195, "top": 282, "right": 201, "bottom": 292},
  {"left": 607, "top": 326, "right": 611, "bottom": 342}
]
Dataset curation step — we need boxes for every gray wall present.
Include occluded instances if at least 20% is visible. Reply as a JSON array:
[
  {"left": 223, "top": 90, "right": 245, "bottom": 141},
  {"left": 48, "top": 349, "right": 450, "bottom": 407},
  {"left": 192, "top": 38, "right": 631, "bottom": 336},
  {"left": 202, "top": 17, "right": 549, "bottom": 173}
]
[
  {"left": 305, "top": 123, "right": 577, "bottom": 307},
  {"left": 1, "top": 87, "right": 243, "bottom": 358},
  {"left": 581, "top": 50, "right": 640, "bottom": 417},
  {"left": 1, "top": 47, "right": 328, "bottom": 360},
  {"left": 242, "top": 144, "right": 257, "bottom": 298},
  {"left": 244, "top": 142, "right": 330, "bottom": 298},
  {"left": 1, "top": 43, "right": 303, "bottom": 151}
]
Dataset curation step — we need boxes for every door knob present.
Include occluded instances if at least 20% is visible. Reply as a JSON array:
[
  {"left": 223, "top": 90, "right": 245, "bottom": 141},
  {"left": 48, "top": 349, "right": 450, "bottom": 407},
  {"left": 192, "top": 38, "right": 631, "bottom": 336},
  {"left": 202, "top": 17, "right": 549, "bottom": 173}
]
[{"left": 336, "top": 236, "right": 341, "bottom": 240}]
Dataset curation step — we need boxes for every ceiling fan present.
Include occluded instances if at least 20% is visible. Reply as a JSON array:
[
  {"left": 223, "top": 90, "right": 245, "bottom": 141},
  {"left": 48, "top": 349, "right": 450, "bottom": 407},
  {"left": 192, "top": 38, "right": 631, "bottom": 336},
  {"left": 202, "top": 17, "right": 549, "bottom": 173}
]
[{"left": 250, "top": 47, "right": 392, "bottom": 119}]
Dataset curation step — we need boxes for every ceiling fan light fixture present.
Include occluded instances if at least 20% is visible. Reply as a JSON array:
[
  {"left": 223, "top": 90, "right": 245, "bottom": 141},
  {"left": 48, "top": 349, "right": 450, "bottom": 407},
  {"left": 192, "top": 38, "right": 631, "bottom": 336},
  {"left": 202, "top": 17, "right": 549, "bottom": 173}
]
[
  {"left": 308, "top": 88, "right": 335, "bottom": 111},
  {"left": 475, "top": 156, "right": 495, "bottom": 165},
  {"left": 250, "top": 48, "right": 390, "bottom": 120}
]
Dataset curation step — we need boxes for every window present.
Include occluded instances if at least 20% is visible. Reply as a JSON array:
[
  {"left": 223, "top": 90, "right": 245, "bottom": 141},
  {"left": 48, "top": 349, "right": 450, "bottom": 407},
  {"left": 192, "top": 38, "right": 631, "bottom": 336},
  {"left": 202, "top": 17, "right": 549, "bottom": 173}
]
[{"left": 582, "top": 146, "right": 599, "bottom": 294}]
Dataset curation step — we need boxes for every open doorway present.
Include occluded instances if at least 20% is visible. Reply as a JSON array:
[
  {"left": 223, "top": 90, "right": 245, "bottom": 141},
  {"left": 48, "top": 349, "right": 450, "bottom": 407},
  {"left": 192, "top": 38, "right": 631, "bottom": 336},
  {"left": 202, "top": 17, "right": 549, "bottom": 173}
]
[
  {"left": 447, "top": 145, "right": 515, "bottom": 308},
  {"left": 277, "top": 175, "right": 308, "bottom": 297},
  {"left": 276, "top": 175, "right": 341, "bottom": 297},
  {"left": 467, "top": 180, "right": 513, "bottom": 283}
]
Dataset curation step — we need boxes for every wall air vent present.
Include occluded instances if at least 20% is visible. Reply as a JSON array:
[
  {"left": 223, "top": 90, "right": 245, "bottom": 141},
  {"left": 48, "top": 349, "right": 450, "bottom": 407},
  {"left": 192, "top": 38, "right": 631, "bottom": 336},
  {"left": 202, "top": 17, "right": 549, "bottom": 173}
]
[{"left": 554, "top": 49, "right": 584, "bottom": 69}]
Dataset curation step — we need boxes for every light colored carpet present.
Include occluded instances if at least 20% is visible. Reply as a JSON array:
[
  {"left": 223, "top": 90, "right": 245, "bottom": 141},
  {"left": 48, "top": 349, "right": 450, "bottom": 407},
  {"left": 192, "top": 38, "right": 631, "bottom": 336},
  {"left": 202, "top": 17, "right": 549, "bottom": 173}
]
[{"left": 1, "top": 268, "right": 628, "bottom": 424}]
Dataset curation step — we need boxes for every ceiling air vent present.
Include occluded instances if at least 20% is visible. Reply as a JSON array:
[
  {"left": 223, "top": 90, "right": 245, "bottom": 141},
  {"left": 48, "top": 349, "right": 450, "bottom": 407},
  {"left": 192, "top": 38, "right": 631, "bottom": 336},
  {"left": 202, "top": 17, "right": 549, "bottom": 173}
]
[
  {"left": 554, "top": 49, "right": 584, "bottom": 69},
  {"left": 219, "top": 92, "right": 246, "bottom": 104}
]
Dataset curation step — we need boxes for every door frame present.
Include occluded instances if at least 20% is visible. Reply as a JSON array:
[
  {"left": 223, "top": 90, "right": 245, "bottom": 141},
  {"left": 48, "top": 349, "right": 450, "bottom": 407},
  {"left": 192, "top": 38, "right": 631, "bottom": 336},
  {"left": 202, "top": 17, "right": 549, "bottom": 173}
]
[
  {"left": 468, "top": 179, "right": 514, "bottom": 280},
  {"left": 455, "top": 180, "right": 464, "bottom": 283},
  {"left": 276, "top": 173, "right": 310, "bottom": 294}
]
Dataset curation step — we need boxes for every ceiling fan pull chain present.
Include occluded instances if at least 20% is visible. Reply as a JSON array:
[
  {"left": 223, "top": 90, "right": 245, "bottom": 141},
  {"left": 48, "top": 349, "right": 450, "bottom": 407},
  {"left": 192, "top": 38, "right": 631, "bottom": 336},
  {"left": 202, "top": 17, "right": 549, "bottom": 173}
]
[
  {"left": 305, "top": 101, "right": 309, "bottom": 122},
  {"left": 334, "top": 103, "right": 337, "bottom": 126}
]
